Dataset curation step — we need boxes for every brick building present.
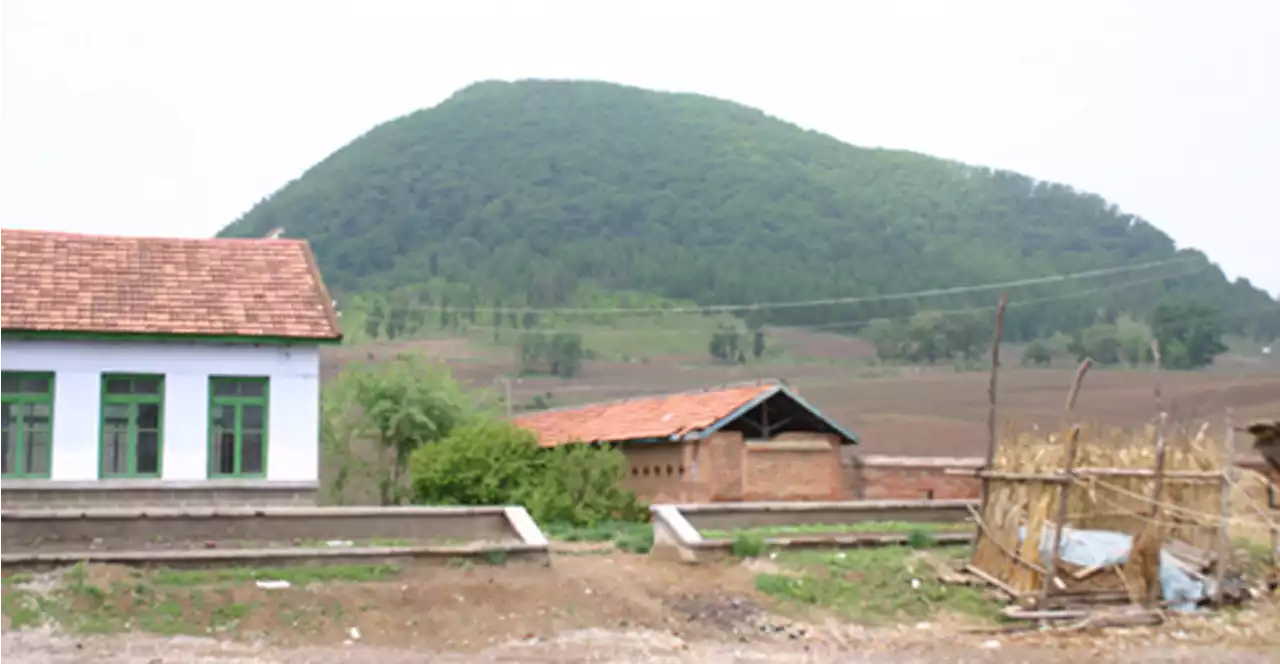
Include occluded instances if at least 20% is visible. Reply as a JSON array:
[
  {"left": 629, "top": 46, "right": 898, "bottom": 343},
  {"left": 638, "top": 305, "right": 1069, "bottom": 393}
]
[
  {"left": 512, "top": 381, "right": 859, "bottom": 503},
  {"left": 0, "top": 230, "right": 342, "bottom": 508}
]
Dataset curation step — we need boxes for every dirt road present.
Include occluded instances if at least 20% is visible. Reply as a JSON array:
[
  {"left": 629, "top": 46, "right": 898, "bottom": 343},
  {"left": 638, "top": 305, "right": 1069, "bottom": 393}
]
[
  {"left": 4, "top": 625, "right": 1275, "bottom": 664},
  {"left": 5, "top": 551, "right": 1279, "bottom": 663}
]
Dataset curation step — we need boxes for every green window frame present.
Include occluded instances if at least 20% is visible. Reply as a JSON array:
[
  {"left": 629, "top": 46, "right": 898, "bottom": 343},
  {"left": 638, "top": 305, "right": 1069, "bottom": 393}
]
[
  {"left": 99, "top": 374, "right": 165, "bottom": 478},
  {"left": 1, "top": 371, "right": 55, "bottom": 479},
  {"left": 208, "top": 377, "right": 269, "bottom": 478}
]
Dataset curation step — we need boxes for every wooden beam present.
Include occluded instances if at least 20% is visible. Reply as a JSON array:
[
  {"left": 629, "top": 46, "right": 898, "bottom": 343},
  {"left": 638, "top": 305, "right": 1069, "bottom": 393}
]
[
  {"left": 1145, "top": 415, "right": 1169, "bottom": 607},
  {"left": 1215, "top": 409, "right": 1237, "bottom": 605},
  {"left": 1041, "top": 426, "right": 1082, "bottom": 606}
]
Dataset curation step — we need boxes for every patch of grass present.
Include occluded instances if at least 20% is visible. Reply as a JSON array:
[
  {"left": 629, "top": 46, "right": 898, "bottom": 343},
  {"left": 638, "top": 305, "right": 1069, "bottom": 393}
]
[
  {"left": 906, "top": 529, "right": 936, "bottom": 549},
  {"left": 2, "top": 589, "right": 47, "bottom": 628},
  {"left": 700, "top": 520, "right": 968, "bottom": 539},
  {"left": 754, "top": 545, "right": 996, "bottom": 625},
  {"left": 731, "top": 532, "right": 767, "bottom": 558},
  {"left": 151, "top": 564, "right": 400, "bottom": 587},
  {"left": 544, "top": 520, "right": 653, "bottom": 554},
  {"left": 2, "top": 573, "right": 34, "bottom": 586}
]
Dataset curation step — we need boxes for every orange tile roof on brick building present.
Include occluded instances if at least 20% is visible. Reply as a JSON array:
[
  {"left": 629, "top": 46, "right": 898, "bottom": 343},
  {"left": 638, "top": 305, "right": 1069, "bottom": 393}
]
[
  {"left": 512, "top": 382, "right": 859, "bottom": 448},
  {"left": 0, "top": 229, "right": 342, "bottom": 341}
]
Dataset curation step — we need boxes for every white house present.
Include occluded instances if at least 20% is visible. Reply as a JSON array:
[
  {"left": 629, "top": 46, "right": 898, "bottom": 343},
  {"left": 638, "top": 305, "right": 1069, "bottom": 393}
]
[{"left": 0, "top": 229, "right": 343, "bottom": 508}]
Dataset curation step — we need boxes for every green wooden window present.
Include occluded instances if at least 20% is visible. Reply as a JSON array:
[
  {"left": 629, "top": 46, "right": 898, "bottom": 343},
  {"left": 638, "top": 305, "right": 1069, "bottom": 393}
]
[
  {"left": 99, "top": 374, "right": 164, "bottom": 478},
  {"left": 1, "top": 372, "right": 55, "bottom": 478},
  {"left": 208, "top": 377, "right": 269, "bottom": 477}
]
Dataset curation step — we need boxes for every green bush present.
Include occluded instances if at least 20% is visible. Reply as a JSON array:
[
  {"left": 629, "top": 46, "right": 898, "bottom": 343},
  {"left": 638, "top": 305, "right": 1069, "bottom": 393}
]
[
  {"left": 409, "top": 420, "right": 543, "bottom": 506},
  {"left": 522, "top": 444, "right": 645, "bottom": 525},
  {"left": 409, "top": 421, "right": 644, "bottom": 527}
]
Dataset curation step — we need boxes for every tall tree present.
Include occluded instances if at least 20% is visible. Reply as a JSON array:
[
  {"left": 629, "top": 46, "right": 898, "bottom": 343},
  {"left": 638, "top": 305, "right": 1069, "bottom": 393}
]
[{"left": 1151, "top": 301, "right": 1228, "bottom": 369}]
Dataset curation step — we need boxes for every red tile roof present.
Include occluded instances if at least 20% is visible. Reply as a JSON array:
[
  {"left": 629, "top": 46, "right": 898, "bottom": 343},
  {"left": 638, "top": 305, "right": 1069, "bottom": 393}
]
[
  {"left": 1, "top": 229, "right": 342, "bottom": 340},
  {"left": 512, "top": 383, "right": 779, "bottom": 447}
]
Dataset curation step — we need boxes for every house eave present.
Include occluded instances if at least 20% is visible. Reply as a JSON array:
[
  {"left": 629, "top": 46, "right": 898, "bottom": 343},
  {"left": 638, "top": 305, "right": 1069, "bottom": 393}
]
[{"left": 0, "top": 329, "right": 344, "bottom": 346}]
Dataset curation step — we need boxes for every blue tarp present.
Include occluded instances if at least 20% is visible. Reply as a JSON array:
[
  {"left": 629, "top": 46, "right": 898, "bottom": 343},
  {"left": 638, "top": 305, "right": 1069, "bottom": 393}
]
[{"left": 1019, "top": 526, "right": 1206, "bottom": 612}]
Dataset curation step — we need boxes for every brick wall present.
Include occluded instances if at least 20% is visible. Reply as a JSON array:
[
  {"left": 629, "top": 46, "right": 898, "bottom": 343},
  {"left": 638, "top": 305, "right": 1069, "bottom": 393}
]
[
  {"left": 619, "top": 431, "right": 846, "bottom": 504},
  {"left": 622, "top": 443, "right": 693, "bottom": 503},
  {"left": 848, "top": 455, "right": 1278, "bottom": 503},
  {"left": 847, "top": 456, "right": 984, "bottom": 501},
  {"left": 741, "top": 435, "right": 841, "bottom": 501},
  {"left": 706, "top": 431, "right": 746, "bottom": 501}
]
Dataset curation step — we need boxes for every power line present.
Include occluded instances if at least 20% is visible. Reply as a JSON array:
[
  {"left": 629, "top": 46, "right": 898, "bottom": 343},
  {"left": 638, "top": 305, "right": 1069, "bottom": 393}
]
[
  {"left": 348, "top": 256, "right": 1199, "bottom": 315},
  {"left": 354, "top": 269, "right": 1279, "bottom": 340}
]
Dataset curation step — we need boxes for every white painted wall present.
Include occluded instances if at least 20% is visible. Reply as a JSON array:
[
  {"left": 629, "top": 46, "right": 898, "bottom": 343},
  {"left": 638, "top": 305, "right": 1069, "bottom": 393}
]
[{"left": 0, "top": 340, "right": 320, "bottom": 483}]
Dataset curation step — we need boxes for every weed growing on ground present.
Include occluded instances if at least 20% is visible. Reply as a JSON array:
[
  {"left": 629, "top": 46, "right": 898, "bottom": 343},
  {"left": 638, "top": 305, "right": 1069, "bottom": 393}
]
[
  {"left": 1, "top": 563, "right": 403, "bottom": 637},
  {"left": 544, "top": 520, "right": 653, "bottom": 554},
  {"left": 731, "top": 532, "right": 767, "bottom": 558},
  {"left": 753, "top": 545, "right": 996, "bottom": 625},
  {"left": 906, "top": 529, "right": 936, "bottom": 549},
  {"left": 152, "top": 564, "right": 400, "bottom": 587}
]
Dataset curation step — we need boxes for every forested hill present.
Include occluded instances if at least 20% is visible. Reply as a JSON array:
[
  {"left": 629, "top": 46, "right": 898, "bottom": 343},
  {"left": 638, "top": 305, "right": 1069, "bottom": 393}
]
[{"left": 218, "top": 79, "right": 1279, "bottom": 342}]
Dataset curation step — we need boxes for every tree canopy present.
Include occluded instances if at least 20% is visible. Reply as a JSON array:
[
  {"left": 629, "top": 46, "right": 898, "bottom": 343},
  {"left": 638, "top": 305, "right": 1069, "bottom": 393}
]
[{"left": 219, "top": 79, "right": 1280, "bottom": 344}]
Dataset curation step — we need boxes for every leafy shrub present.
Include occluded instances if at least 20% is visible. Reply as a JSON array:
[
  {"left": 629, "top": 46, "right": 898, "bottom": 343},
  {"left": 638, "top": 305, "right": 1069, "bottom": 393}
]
[
  {"left": 409, "top": 420, "right": 543, "bottom": 506},
  {"left": 522, "top": 444, "right": 645, "bottom": 525},
  {"left": 409, "top": 421, "right": 644, "bottom": 527}
]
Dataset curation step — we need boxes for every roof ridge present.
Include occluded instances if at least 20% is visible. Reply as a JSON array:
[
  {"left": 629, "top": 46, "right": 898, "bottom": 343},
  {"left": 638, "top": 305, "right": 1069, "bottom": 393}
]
[
  {"left": 510, "top": 378, "right": 784, "bottom": 418},
  {"left": 0, "top": 228, "right": 307, "bottom": 245},
  {"left": 1, "top": 230, "right": 341, "bottom": 339}
]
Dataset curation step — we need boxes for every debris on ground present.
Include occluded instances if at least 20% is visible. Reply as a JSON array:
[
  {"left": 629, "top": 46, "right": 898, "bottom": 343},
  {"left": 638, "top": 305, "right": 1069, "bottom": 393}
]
[{"left": 935, "top": 523, "right": 1269, "bottom": 629}]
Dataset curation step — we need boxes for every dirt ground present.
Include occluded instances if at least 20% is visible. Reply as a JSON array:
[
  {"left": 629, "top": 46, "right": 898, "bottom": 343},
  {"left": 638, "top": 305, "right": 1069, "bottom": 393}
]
[{"left": 5, "top": 549, "right": 1280, "bottom": 663}]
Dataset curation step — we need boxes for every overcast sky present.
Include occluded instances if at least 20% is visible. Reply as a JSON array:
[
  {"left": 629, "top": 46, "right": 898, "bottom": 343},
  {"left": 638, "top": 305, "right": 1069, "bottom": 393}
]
[{"left": 2, "top": 0, "right": 1277, "bottom": 295}]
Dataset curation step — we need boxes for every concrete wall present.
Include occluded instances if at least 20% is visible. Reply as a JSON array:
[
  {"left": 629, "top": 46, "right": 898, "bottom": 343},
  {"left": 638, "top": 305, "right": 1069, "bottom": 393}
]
[
  {"left": 672, "top": 499, "right": 975, "bottom": 533},
  {"left": 0, "top": 480, "right": 316, "bottom": 510},
  {"left": 0, "top": 506, "right": 532, "bottom": 553},
  {"left": 1, "top": 339, "right": 320, "bottom": 487}
]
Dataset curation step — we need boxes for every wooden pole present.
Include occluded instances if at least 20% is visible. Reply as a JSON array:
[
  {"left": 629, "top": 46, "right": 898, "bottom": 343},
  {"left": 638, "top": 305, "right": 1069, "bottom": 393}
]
[
  {"left": 1215, "top": 409, "right": 1237, "bottom": 605},
  {"left": 1063, "top": 357, "right": 1093, "bottom": 417},
  {"left": 1144, "top": 413, "right": 1169, "bottom": 606},
  {"left": 980, "top": 294, "right": 1008, "bottom": 497},
  {"left": 1040, "top": 426, "right": 1082, "bottom": 607},
  {"left": 971, "top": 294, "right": 1007, "bottom": 562},
  {"left": 1150, "top": 339, "right": 1163, "bottom": 415}
]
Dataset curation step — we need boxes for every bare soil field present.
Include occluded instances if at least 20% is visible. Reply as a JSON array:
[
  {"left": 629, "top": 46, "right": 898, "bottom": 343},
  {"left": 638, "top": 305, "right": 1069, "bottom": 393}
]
[
  {"left": 5, "top": 549, "right": 1279, "bottom": 663},
  {"left": 320, "top": 338, "right": 1280, "bottom": 457}
]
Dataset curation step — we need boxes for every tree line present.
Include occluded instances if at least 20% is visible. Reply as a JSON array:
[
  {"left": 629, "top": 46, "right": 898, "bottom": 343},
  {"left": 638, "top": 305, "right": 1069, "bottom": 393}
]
[{"left": 217, "top": 80, "right": 1280, "bottom": 349}]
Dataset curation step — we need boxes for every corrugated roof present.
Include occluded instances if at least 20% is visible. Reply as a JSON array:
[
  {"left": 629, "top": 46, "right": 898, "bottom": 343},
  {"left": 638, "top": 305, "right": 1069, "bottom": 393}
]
[
  {"left": 512, "top": 381, "right": 859, "bottom": 447},
  {"left": 1, "top": 229, "right": 342, "bottom": 340}
]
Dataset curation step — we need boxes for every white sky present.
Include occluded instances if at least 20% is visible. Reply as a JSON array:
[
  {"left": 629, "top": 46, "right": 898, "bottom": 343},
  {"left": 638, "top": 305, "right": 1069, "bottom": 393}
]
[{"left": 2, "top": 0, "right": 1277, "bottom": 295}]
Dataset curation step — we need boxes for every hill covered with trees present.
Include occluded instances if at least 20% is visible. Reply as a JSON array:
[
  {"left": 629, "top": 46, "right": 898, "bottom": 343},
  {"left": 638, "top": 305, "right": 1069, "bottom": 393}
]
[{"left": 218, "top": 79, "right": 1280, "bottom": 356}]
